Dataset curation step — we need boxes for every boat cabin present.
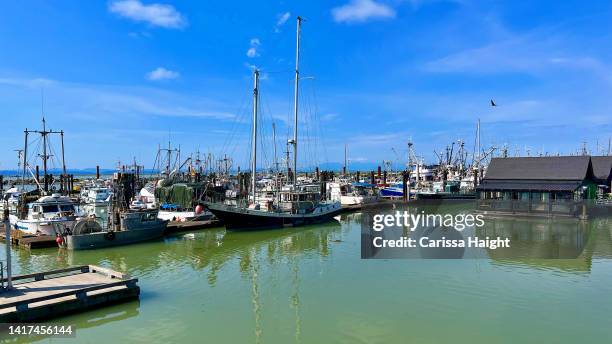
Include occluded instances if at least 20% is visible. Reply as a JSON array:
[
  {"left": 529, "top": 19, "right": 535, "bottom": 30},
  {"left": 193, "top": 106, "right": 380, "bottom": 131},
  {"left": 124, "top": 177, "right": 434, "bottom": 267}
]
[{"left": 27, "top": 194, "right": 78, "bottom": 220}]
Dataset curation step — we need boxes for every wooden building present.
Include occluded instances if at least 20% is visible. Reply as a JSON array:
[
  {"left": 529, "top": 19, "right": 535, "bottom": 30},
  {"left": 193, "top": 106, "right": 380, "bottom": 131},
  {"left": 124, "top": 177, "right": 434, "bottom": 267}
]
[
  {"left": 477, "top": 156, "right": 599, "bottom": 216},
  {"left": 591, "top": 156, "right": 612, "bottom": 194}
]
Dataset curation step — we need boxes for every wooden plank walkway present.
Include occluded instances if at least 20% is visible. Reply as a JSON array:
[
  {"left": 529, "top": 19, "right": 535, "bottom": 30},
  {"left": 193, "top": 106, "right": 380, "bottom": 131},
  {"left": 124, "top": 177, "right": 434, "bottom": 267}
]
[{"left": 0, "top": 265, "right": 139, "bottom": 322}]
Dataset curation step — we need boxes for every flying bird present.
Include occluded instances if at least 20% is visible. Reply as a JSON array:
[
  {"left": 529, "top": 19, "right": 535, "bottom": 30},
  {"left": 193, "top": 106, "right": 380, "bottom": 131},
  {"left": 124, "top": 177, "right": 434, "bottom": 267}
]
[{"left": 490, "top": 99, "right": 497, "bottom": 106}]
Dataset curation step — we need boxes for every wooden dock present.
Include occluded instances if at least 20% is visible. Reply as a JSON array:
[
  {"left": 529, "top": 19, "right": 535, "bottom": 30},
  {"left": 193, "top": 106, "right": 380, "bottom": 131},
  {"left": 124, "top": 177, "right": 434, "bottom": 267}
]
[
  {"left": 0, "top": 228, "right": 57, "bottom": 249},
  {"left": 0, "top": 265, "right": 139, "bottom": 322},
  {"left": 165, "top": 219, "right": 222, "bottom": 234}
]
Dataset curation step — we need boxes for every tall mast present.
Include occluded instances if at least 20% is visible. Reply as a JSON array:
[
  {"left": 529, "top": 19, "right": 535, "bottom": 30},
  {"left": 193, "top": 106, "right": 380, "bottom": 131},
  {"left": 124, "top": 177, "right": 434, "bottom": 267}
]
[
  {"left": 22, "top": 130, "right": 28, "bottom": 191},
  {"left": 41, "top": 117, "right": 48, "bottom": 193},
  {"left": 272, "top": 122, "right": 279, "bottom": 176},
  {"left": 60, "top": 130, "right": 66, "bottom": 176},
  {"left": 344, "top": 144, "right": 348, "bottom": 176},
  {"left": 167, "top": 140, "right": 171, "bottom": 177},
  {"left": 251, "top": 69, "right": 260, "bottom": 204},
  {"left": 476, "top": 118, "right": 481, "bottom": 168},
  {"left": 292, "top": 16, "right": 302, "bottom": 186}
]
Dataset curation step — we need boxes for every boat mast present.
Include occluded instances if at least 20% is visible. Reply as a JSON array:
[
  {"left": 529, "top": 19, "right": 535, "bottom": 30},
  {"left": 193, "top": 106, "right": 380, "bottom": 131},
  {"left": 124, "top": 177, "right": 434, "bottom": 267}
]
[
  {"left": 60, "top": 130, "right": 66, "bottom": 176},
  {"left": 292, "top": 16, "right": 302, "bottom": 187},
  {"left": 251, "top": 69, "right": 260, "bottom": 204},
  {"left": 272, "top": 122, "right": 279, "bottom": 185},
  {"left": 41, "top": 118, "right": 49, "bottom": 193},
  {"left": 344, "top": 144, "right": 348, "bottom": 177},
  {"left": 22, "top": 129, "right": 28, "bottom": 192}
]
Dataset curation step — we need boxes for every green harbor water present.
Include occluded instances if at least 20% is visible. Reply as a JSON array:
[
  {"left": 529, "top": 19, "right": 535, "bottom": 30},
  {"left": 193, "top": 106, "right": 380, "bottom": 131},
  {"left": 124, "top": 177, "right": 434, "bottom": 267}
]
[{"left": 1, "top": 204, "right": 612, "bottom": 343}]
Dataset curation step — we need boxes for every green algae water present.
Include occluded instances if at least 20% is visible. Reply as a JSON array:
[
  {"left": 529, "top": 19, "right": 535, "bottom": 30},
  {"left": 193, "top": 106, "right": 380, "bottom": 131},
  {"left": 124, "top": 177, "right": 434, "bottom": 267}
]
[{"left": 1, "top": 204, "right": 611, "bottom": 343}]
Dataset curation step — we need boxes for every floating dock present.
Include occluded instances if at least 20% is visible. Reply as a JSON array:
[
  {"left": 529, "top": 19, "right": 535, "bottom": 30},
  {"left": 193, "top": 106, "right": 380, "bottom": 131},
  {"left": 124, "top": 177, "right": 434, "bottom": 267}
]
[
  {"left": 0, "top": 265, "right": 139, "bottom": 322},
  {"left": 0, "top": 229, "right": 57, "bottom": 249}
]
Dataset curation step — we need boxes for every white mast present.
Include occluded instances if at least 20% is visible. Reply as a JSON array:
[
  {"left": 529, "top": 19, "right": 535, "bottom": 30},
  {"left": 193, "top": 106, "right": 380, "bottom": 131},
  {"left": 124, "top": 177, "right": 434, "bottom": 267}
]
[
  {"left": 292, "top": 16, "right": 302, "bottom": 187},
  {"left": 251, "top": 69, "right": 260, "bottom": 204},
  {"left": 476, "top": 118, "right": 481, "bottom": 168}
]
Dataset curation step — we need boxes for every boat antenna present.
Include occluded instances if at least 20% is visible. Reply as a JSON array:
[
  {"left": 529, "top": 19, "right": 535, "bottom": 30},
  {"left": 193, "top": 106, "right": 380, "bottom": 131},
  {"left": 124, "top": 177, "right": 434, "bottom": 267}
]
[{"left": 292, "top": 16, "right": 302, "bottom": 187}]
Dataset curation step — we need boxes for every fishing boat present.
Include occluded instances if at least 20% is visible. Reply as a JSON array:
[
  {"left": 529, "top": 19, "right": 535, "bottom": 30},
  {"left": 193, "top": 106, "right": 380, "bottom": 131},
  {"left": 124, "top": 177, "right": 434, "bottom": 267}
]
[
  {"left": 80, "top": 187, "right": 112, "bottom": 226},
  {"left": 206, "top": 17, "right": 342, "bottom": 230},
  {"left": 9, "top": 194, "right": 79, "bottom": 235},
  {"left": 327, "top": 181, "right": 379, "bottom": 209},
  {"left": 58, "top": 209, "right": 166, "bottom": 250},
  {"left": 9, "top": 118, "right": 79, "bottom": 235},
  {"left": 57, "top": 174, "right": 167, "bottom": 250}
]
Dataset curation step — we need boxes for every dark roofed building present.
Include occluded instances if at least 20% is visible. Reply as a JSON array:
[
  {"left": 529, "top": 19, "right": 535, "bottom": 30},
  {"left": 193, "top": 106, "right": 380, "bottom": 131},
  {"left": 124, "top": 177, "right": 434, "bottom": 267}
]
[
  {"left": 477, "top": 156, "right": 599, "bottom": 217},
  {"left": 591, "top": 156, "right": 612, "bottom": 190}
]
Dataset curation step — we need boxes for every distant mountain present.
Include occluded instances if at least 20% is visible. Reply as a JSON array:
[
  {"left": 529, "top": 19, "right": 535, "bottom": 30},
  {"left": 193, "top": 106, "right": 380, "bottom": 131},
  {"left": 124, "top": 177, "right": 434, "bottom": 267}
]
[
  {"left": 0, "top": 168, "right": 118, "bottom": 176},
  {"left": 0, "top": 162, "right": 401, "bottom": 177}
]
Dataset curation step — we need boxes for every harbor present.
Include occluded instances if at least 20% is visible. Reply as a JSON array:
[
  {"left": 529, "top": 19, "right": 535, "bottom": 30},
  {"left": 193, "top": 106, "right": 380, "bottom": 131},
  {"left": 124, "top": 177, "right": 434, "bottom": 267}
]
[{"left": 1, "top": 1, "right": 612, "bottom": 343}]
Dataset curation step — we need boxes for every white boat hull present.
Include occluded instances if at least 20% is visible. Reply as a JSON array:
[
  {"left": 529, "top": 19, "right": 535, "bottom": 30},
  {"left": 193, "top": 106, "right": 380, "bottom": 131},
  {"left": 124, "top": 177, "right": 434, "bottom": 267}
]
[{"left": 10, "top": 215, "right": 76, "bottom": 236}]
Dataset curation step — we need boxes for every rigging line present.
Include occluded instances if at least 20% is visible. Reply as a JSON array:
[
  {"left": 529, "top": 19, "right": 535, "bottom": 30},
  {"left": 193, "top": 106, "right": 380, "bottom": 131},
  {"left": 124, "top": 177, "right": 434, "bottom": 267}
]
[
  {"left": 219, "top": 82, "right": 250, "bottom": 157},
  {"left": 257, "top": 91, "right": 270, "bottom": 170},
  {"left": 263, "top": 89, "right": 280, "bottom": 171},
  {"left": 224, "top": 83, "right": 252, "bottom": 162},
  {"left": 311, "top": 76, "right": 329, "bottom": 165},
  {"left": 301, "top": 86, "right": 311, "bottom": 170},
  {"left": 307, "top": 80, "right": 319, "bottom": 168},
  {"left": 261, "top": 69, "right": 294, "bottom": 75},
  {"left": 25, "top": 136, "right": 41, "bottom": 164}
]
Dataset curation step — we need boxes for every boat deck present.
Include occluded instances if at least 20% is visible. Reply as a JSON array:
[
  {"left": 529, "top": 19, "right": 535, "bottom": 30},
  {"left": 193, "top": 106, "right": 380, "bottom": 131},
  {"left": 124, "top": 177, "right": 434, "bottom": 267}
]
[{"left": 0, "top": 265, "right": 139, "bottom": 322}]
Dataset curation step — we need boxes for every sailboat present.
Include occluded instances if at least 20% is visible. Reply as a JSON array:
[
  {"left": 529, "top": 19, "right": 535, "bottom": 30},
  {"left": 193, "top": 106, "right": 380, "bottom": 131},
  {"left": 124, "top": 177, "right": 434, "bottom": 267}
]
[{"left": 205, "top": 17, "right": 342, "bottom": 230}]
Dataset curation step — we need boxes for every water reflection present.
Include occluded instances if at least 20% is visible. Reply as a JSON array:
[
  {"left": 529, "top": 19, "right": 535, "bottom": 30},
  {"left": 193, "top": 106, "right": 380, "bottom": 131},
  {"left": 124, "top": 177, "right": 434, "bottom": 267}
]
[
  {"left": 361, "top": 202, "right": 610, "bottom": 267},
  {"left": 485, "top": 216, "right": 611, "bottom": 272}
]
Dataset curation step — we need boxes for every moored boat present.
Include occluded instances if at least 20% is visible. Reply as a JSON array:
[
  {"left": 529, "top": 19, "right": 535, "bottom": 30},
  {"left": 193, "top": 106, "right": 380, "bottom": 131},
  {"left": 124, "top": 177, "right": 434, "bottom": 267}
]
[{"left": 9, "top": 194, "right": 79, "bottom": 235}]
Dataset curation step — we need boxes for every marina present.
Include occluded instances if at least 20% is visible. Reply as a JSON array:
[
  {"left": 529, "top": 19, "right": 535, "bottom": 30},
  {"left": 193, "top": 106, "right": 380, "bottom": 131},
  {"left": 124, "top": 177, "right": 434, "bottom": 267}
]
[{"left": 1, "top": 2, "right": 611, "bottom": 343}]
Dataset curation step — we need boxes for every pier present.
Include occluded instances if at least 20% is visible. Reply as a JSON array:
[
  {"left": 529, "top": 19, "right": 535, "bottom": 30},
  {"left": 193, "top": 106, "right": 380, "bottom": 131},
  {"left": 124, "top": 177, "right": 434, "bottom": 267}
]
[{"left": 0, "top": 265, "right": 139, "bottom": 322}]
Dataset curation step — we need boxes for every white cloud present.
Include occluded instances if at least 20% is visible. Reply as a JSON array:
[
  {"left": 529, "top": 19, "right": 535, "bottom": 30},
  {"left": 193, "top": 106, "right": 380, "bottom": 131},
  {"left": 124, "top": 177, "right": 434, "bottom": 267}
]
[
  {"left": 246, "top": 48, "right": 258, "bottom": 58},
  {"left": 146, "top": 67, "right": 180, "bottom": 81},
  {"left": 109, "top": 0, "right": 187, "bottom": 29},
  {"left": 332, "top": 0, "right": 396, "bottom": 23},
  {"left": 275, "top": 12, "right": 291, "bottom": 32},
  {"left": 246, "top": 38, "right": 260, "bottom": 58},
  {"left": 277, "top": 12, "right": 291, "bottom": 26}
]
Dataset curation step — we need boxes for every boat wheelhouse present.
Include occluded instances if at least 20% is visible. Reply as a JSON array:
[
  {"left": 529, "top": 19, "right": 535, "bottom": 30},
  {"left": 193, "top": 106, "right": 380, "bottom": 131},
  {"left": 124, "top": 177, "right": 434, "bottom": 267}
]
[{"left": 10, "top": 194, "right": 80, "bottom": 235}]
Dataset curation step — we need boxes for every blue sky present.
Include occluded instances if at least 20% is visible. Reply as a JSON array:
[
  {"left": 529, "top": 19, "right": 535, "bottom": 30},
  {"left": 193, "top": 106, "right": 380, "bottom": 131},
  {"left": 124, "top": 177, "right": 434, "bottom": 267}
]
[{"left": 1, "top": 0, "right": 611, "bottom": 171}]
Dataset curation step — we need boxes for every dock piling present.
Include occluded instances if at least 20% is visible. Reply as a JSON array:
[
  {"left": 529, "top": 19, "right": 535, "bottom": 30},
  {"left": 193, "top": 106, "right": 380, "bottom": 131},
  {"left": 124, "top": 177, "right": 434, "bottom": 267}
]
[{"left": 3, "top": 209, "right": 12, "bottom": 290}]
